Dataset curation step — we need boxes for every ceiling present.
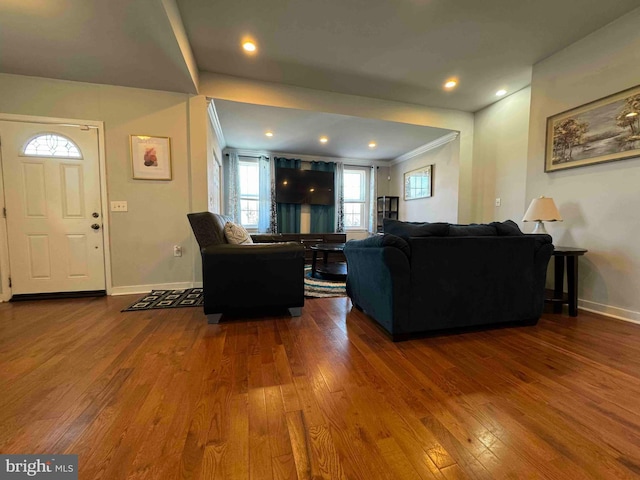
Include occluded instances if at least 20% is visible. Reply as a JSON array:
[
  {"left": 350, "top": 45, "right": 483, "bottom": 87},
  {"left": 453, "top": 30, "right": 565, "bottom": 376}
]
[
  {"left": 215, "top": 99, "right": 452, "bottom": 161},
  {"left": 177, "top": 0, "right": 640, "bottom": 111},
  {"left": 0, "top": 2, "right": 635, "bottom": 167},
  {"left": 0, "top": 1, "right": 638, "bottom": 113},
  {"left": 0, "top": 0, "right": 197, "bottom": 93}
]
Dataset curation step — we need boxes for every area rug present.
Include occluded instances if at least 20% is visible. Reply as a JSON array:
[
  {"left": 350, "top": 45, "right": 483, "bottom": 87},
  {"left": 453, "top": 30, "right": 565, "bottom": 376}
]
[
  {"left": 304, "top": 266, "right": 347, "bottom": 298},
  {"left": 122, "top": 288, "right": 204, "bottom": 312}
]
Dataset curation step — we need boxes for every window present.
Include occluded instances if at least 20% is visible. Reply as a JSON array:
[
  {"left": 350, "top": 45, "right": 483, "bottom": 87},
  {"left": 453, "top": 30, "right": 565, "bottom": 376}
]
[
  {"left": 23, "top": 134, "right": 82, "bottom": 158},
  {"left": 343, "top": 167, "right": 368, "bottom": 230},
  {"left": 238, "top": 157, "right": 259, "bottom": 227}
]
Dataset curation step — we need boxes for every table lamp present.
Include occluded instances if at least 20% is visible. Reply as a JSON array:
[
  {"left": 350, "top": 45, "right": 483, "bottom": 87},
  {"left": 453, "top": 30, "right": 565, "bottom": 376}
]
[{"left": 523, "top": 196, "right": 562, "bottom": 234}]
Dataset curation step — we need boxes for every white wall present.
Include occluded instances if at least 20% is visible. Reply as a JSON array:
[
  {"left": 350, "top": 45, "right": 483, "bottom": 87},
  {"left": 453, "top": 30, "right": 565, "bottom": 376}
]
[
  {"left": 0, "top": 73, "right": 212, "bottom": 293},
  {"left": 473, "top": 87, "right": 531, "bottom": 224},
  {"left": 389, "top": 139, "right": 460, "bottom": 223},
  {"left": 526, "top": 7, "right": 640, "bottom": 322}
]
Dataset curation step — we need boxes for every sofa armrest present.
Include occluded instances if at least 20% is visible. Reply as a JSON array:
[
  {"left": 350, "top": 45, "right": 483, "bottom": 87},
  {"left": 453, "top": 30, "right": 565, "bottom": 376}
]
[
  {"left": 345, "top": 234, "right": 410, "bottom": 257},
  {"left": 202, "top": 242, "right": 303, "bottom": 257},
  {"left": 344, "top": 235, "right": 411, "bottom": 334},
  {"left": 529, "top": 234, "right": 554, "bottom": 310},
  {"left": 251, "top": 234, "right": 286, "bottom": 243}
]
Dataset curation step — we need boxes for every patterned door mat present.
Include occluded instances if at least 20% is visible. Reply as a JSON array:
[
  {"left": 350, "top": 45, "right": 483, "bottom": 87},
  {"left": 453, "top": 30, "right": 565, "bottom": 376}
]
[{"left": 122, "top": 288, "right": 203, "bottom": 312}]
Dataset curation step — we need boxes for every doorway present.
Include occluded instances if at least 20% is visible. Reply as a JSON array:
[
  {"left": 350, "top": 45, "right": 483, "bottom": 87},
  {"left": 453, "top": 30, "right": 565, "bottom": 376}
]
[{"left": 0, "top": 118, "right": 109, "bottom": 298}]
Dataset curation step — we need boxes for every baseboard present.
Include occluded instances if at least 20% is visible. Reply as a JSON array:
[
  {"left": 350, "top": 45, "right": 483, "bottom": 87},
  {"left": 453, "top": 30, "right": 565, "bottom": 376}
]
[
  {"left": 111, "top": 281, "right": 203, "bottom": 296},
  {"left": 578, "top": 299, "right": 640, "bottom": 325}
]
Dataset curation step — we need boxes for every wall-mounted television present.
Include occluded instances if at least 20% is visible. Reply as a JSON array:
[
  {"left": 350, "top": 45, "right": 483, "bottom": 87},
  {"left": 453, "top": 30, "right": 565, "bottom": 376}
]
[{"left": 276, "top": 167, "right": 334, "bottom": 205}]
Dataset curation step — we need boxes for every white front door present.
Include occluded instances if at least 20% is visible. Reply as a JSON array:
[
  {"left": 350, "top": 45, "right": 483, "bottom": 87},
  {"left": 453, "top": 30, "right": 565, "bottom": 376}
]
[{"left": 0, "top": 121, "right": 106, "bottom": 295}]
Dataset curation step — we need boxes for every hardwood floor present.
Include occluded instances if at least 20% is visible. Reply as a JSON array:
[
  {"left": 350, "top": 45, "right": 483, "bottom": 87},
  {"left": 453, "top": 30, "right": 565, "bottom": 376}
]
[{"left": 2, "top": 296, "right": 640, "bottom": 479}]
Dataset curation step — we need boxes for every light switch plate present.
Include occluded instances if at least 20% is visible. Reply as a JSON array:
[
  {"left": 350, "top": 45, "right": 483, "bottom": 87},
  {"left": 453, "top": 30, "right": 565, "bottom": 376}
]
[
  {"left": 495, "top": 198, "right": 501, "bottom": 207},
  {"left": 111, "top": 201, "right": 128, "bottom": 212}
]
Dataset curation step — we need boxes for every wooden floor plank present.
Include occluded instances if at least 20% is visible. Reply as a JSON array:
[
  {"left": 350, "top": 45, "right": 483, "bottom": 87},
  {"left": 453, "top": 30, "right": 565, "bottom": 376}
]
[{"left": 2, "top": 297, "right": 640, "bottom": 478}]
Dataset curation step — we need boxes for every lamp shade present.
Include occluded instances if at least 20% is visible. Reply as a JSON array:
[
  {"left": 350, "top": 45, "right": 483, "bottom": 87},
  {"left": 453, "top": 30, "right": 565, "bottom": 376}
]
[{"left": 523, "top": 196, "right": 562, "bottom": 222}]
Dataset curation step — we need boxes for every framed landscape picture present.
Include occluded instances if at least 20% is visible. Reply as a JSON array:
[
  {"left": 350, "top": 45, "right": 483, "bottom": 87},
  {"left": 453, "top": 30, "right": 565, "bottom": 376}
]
[
  {"left": 545, "top": 85, "right": 640, "bottom": 172},
  {"left": 404, "top": 165, "right": 432, "bottom": 200},
  {"left": 130, "top": 135, "right": 172, "bottom": 180}
]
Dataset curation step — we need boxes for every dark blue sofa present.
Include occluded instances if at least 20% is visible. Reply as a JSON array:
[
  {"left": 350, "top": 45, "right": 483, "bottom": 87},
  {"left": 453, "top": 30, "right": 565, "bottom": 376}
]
[{"left": 344, "top": 220, "right": 553, "bottom": 340}]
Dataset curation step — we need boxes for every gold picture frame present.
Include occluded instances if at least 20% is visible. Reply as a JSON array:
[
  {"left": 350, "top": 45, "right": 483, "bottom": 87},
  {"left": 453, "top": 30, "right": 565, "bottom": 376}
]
[
  {"left": 545, "top": 84, "right": 640, "bottom": 172},
  {"left": 130, "top": 135, "right": 172, "bottom": 180}
]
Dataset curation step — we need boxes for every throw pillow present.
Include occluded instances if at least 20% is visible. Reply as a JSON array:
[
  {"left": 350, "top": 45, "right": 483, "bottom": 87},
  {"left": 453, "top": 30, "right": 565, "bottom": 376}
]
[
  {"left": 449, "top": 223, "right": 498, "bottom": 236},
  {"left": 223, "top": 222, "right": 254, "bottom": 245},
  {"left": 383, "top": 218, "right": 450, "bottom": 240},
  {"left": 490, "top": 220, "right": 524, "bottom": 236}
]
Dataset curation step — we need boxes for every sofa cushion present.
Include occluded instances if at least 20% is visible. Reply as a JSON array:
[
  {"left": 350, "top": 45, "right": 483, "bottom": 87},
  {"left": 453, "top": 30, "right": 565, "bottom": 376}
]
[
  {"left": 383, "top": 218, "right": 450, "bottom": 240},
  {"left": 449, "top": 223, "right": 498, "bottom": 236},
  {"left": 224, "top": 222, "right": 254, "bottom": 245},
  {"left": 490, "top": 220, "right": 524, "bottom": 236}
]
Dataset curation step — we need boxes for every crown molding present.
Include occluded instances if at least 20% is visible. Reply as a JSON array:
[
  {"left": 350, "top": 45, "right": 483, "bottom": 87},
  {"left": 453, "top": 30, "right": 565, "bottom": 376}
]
[
  {"left": 208, "top": 100, "right": 227, "bottom": 149},
  {"left": 223, "top": 148, "right": 389, "bottom": 167},
  {"left": 390, "top": 131, "right": 459, "bottom": 166}
]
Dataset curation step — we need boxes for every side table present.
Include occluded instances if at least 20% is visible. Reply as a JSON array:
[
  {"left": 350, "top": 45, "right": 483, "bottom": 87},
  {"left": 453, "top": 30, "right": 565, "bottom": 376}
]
[{"left": 547, "top": 246, "right": 587, "bottom": 317}]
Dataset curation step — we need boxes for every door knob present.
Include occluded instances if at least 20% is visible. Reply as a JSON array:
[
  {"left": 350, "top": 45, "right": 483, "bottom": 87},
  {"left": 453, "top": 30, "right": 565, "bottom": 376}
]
[{"left": 91, "top": 224, "right": 101, "bottom": 230}]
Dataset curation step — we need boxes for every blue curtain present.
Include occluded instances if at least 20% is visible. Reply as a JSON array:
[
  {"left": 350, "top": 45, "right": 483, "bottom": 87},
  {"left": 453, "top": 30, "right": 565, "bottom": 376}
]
[
  {"left": 275, "top": 157, "right": 301, "bottom": 233},
  {"left": 310, "top": 161, "right": 336, "bottom": 233}
]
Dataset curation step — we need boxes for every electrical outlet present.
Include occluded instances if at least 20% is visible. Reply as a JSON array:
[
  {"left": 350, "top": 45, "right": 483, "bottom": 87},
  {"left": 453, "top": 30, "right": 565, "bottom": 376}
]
[
  {"left": 111, "top": 201, "right": 128, "bottom": 212},
  {"left": 173, "top": 245, "right": 182, "bottom": 257},
  {"left": 495, "top": 198, "right": 501, "bottom": 207}
]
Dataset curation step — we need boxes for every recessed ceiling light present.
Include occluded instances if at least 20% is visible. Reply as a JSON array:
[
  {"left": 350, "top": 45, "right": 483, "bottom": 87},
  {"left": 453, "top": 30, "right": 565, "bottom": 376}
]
[
  {"left": 368, "top": 142, "right": 377, "bottom": 148},
  {"left": 265, "top": 131, "right": 273, "bottom": 137},
  {"left": 444, "top": 80, "right": 457, "bottom": 89},
  {"left": 242, "top": 41, "right": 257, "bottom": 52},
  {"left": 319, "top": 136, "right": 328, "bottom": 143},
  {"left": 496, "top": 89, "right": 507, "bottom": 97},
  {"left": 309, "top": 188, "right": 315, "bottom": 192},
  {"left": 625, "top": 112, "right": 638, "bottom": 118}
]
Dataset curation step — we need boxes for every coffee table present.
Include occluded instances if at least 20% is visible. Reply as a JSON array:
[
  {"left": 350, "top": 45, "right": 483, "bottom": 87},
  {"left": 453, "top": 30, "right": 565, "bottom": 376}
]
[{"left": 310, "top": 243, "right": 347, "bottom": 280}]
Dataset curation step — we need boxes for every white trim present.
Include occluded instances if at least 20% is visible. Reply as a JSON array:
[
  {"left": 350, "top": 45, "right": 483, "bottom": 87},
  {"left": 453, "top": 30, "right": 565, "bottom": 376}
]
[
  {"left": 0, "top": 154, "right": 10, "bottom": 302},
  {"left": 0, "top": 113, "right": 113, "bottom": 297},
  {"left": 208, "top": 100, "right": 227, "bottom": 150},
  {"left": 224, "top": 148, "right": 390, "bottom": 167},
  {"left": 390, "top": 132, "right": 459, "bottom": 166},
  {"left": 344, "top": 166, "right": 370, "bottom": 231},
  {"left": 578, "top": 299, "right": 640, "bottom": 325},
  {"left": 96, "top": 121, "right": 113, "bottom": 295},
  {"left": 111, "top": 281, "right": 203, "bottom": 296}
]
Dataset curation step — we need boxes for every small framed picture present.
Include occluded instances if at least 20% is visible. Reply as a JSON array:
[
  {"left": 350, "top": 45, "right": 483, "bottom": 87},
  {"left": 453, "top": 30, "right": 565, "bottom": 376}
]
[{"left": 130, "top": 135, "right": 172, "bottom": 180}]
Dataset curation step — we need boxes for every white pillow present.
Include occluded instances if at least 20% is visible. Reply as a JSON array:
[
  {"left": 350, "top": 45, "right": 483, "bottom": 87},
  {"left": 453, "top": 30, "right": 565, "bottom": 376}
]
[{"left": 224, "top": 221, "right": 254, "bottom": 245}]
